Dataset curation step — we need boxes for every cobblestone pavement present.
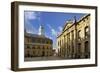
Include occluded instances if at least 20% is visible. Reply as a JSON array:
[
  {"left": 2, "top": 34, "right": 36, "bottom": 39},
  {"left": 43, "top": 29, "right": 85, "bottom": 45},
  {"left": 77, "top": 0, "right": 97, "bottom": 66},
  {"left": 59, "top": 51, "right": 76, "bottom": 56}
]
[{"left": 24, "top": 56, "right": 65, "bottom": 61}]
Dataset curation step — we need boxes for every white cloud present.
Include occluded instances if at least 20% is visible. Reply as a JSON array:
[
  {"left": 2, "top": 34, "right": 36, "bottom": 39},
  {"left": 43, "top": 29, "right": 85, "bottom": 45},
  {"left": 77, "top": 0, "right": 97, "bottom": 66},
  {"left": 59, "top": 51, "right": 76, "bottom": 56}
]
[
  {"left": 25, "top": 12, "right": 38, "bottom": 20},
  {"left": 47, "top": 24, "right": 57, "bottom": 36},
  {"left": 51, "top": 29, "right": 57, "bottom": 36},
  {"left": 45, "top": 34, "right": 52, "bottom": 39},
  {"left": 24, "top": 11, "right": 39, "bottom": 34},
  {"left": 47, "top": 24, "right": 52, "bottom": 29},
  {"left": 56, "top": 26, "right": 63, "bottom": 36},
  {"left": 25, "top": 20, "right": 37, "bottom": 34},
  {"left": 58, "top": 26, "right": 63, "bottom": 32}
]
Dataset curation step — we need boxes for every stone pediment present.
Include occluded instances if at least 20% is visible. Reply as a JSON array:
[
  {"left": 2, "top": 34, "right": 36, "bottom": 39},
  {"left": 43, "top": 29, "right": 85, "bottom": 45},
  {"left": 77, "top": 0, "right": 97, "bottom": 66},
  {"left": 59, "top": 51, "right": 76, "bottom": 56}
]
[{"left": 63, "top": 20, "right": 74, "bottom": 31}]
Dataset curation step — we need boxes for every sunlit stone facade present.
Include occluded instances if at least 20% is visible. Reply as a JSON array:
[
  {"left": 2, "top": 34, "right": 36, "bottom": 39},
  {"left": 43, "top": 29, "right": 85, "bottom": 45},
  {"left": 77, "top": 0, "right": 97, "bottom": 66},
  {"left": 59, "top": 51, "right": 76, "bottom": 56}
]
[
  {"left": 57, "top": 14, "right": 90, "bottom": 59},
  {"left": 24, "top": 33, "right": 53, "bottom": 58},
  {"left": 24, "top": 24, "right": 53, "bottom": 58}
]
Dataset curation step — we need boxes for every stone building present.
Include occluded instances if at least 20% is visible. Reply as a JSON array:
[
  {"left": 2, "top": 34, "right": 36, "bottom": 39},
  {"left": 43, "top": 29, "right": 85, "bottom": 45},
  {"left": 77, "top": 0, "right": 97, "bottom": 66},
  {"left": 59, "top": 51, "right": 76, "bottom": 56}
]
[
  {"left": 57, "top": 14, "right": 90, "bottom": 59},
  {"left": 24, "top": 24, "right": 53, "bottom": 58}
]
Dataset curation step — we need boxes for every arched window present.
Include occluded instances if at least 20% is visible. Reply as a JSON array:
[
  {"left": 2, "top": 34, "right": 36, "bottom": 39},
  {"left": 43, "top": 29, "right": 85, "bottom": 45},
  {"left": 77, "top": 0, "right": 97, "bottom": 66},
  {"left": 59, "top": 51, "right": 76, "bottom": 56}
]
[
  {"left": 38, "top": 46, "right": 40, "bottom": 49},
  {"left": 27, "top": 45, "right": 31, "bottom": 49},
  {"left": 85, "top": 41, "right": 88, "bottom": 52},
  {"left": 46, "top": 46, "right": 48, "bottom": 49},
  {"left": 78, "top": 30, "right": 81, "bottom": 39},
  {"left": 46, "top": 40, "right": 48, "bottom": 44},
  {"left": 35, "top": 46, "right": 37, "bottom": 49},
  {"left": 84, "top": 41, "right": 89, "bottom": 58},
  {"left": 32, "top": 46, "right": 35, "bottom": 49},
  {"left": 33, "top": 51, "right": 35, "bottom": 57},
  {"left": 77, "top": 43, "right": 81, "bottom": 58},
  {"left": 27, "top": 51, "right": 30, "bottom": 57},
  {"left": 43, "top": 46, "right": 45, "bottom": 49},
  {"left": 85, "top": 26, "right": 89, "bottom": 38}
]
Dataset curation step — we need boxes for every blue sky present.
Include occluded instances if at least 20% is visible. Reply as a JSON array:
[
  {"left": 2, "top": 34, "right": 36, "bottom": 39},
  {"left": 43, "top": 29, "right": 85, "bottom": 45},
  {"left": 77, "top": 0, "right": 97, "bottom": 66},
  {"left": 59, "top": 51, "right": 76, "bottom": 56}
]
[{"left": 24, "top": 11, "right": 87, "bottom": 49}]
